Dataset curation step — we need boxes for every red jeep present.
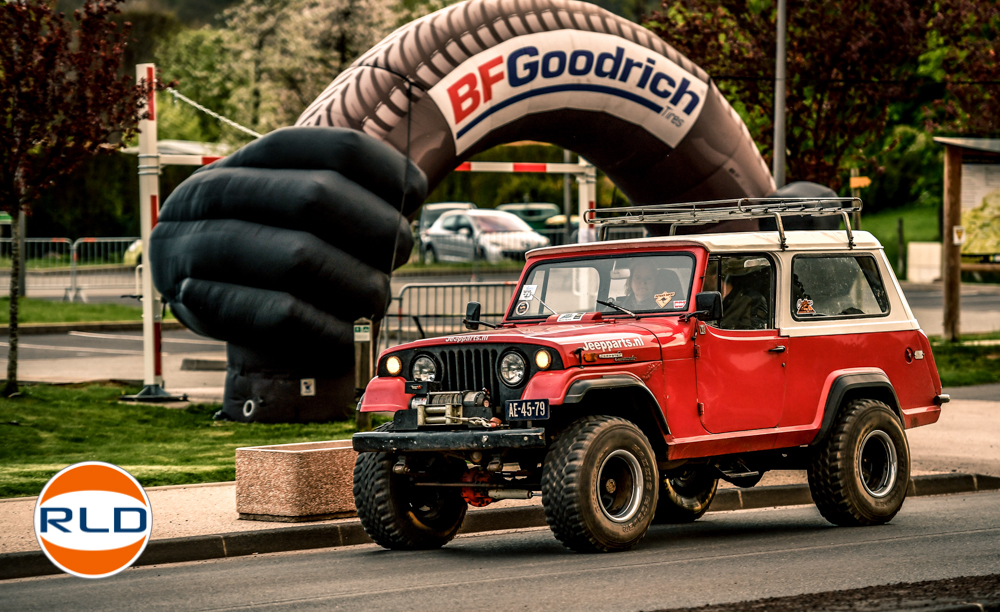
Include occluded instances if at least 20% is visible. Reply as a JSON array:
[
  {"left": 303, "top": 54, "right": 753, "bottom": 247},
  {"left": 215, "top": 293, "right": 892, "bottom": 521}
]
[{"left": 352, "top": 199, "right": 947, "bottom": 553}]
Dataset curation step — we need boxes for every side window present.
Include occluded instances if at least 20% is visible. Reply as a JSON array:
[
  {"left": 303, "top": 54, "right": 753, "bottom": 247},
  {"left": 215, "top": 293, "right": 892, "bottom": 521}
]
[
  {"left": 705, "top": 255, "right": 774, "bottom": 330},
  {"left": 455, "top": 216, "right": 473, "bottom": 233},
  {"left": 791, "top": 255, "right": 889, "bottom": 319},
  {"left": 441, "top": 215, "right": 458, "bottom": 231}
]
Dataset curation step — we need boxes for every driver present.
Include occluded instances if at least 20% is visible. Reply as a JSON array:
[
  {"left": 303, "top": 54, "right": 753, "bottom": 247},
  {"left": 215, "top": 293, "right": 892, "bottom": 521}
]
[{"left": 619, "top": 259, "right": 660, "bottom": 310}]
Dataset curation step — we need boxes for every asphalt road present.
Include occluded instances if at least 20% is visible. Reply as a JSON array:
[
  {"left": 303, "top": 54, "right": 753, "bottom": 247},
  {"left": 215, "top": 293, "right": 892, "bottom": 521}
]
[
  {"left": 0, "top": 329, "right": 225, "bottom": 361},
  {"left": 3, "top": 491, "right": 998, "bottom": 611}
]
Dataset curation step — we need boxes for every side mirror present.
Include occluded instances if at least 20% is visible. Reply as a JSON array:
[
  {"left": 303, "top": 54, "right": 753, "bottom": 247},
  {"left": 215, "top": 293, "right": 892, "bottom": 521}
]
[
  {"left": 465, "top": 301, "right": 482, "bottom": 330},
  {"left": 695, "top": 291, "right": 723, "bottom": 322},
  {"left": 458, "top": 227, "right": 471, "bottom": 237}
]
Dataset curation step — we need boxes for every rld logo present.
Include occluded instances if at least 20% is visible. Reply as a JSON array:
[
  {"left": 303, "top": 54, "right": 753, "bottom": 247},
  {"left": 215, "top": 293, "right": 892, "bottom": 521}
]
[{"left": 33, "top": 462, "right": 152, "bottom": 578}]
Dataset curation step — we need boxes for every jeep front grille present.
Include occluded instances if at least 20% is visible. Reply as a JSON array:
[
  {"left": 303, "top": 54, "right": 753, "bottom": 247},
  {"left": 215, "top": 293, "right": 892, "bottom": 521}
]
[{"left": 439, "top": 348, "right": 500, "bottom": 400}]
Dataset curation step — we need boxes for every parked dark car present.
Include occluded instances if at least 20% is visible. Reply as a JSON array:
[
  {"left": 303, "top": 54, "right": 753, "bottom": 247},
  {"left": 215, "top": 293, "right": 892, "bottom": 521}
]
[{"left": 497, "top": 202, "right": 562, "bottom": 230}]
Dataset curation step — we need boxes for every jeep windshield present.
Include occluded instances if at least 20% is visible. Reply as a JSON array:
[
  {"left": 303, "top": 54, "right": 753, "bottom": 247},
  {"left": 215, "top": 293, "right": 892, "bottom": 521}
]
[{"left": 509, "top": 253, "right": 696, "bottom": 318}]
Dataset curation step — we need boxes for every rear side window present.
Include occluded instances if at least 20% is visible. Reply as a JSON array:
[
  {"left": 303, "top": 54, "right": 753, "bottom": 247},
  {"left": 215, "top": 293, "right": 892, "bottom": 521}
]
[{"left": 791, "top": 255, "right": 889, "bottom": 319}]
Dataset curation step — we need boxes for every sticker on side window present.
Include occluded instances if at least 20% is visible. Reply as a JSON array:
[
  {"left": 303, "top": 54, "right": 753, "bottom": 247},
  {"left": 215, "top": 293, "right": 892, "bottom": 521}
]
[{"left": 796, "top": 298, "right": 816, "bottom": 315}]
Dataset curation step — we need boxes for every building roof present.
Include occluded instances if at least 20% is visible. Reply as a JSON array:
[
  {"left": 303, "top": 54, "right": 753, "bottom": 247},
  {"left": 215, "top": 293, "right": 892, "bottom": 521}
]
[
  {"left": 932, "top": 137, "right": 1000, "bottom": 154},
  {"left": 528, "top": 230, "right": 882, "bottom": 259}
]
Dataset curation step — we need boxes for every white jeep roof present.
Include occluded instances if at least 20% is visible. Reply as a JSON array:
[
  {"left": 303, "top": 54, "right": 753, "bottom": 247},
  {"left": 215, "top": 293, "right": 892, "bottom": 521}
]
[{"left": 527, "top": 230, "right": 882, "bottom": 260}]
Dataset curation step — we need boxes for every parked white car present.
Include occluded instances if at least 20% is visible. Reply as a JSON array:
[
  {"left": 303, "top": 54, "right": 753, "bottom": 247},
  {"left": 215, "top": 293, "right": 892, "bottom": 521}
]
[{"left": 423, "top": 210, "right": 550, "bottom": 263}]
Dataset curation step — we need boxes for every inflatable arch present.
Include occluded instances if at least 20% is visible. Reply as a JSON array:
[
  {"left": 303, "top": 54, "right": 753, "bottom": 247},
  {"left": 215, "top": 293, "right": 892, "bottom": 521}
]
[
  {"left": 296, "top": 0, "right": 774, "bottom": 206},
  {"left": 151, "top": 0, "right": 801, "bottom": 422}
]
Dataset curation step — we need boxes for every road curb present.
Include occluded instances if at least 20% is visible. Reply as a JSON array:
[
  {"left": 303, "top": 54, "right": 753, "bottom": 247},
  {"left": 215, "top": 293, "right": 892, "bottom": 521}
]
[
  {"left": 3, "top": 473, "right": 998, "bottom": 581},
  {"left": 0, "top": 320, "right": 187, "bottom": 336}
]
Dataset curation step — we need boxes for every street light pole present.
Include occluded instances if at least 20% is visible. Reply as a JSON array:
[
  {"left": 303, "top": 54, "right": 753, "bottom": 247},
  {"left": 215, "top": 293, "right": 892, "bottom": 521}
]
[{"left": 772, "top": 0, "right": 787, "bottom": 189}]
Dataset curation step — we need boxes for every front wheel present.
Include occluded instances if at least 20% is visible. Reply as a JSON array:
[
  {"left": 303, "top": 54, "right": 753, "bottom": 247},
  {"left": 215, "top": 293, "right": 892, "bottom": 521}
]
[
  {"left": 542, "top": 416, "right": 658, "bottom": 553},
  {"left": 808, "top": 399, "right": 910, "bottom": 526},
  {"left": 654, "top": 467, "right": 718, "bottom": 524},
  {"left": 353, "top": 436, "right": 467, "bottom": 550}
]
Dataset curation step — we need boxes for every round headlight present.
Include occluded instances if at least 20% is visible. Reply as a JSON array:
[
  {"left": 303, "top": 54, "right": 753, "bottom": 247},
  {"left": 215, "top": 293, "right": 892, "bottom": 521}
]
[
  {"left": 534, "top": 349, "right": 552, "bottom": 370},
  {"left": 499, "top": 352, "right": 526, "bottom": 386},
  {"left": 385, "top": 355, "right": 402, "bottom": 376},
  {"left": 411, "top": 355, "right": 438, "bottom": 382}
]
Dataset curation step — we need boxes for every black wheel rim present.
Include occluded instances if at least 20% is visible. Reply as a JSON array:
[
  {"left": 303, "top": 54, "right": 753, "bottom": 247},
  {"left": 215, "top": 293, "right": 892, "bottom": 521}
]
[
  {"left": 597, "top": 449, "right": 644, "bottom": 523},
  {"left": 858, "top": 430, "right": 898, "bottom": 498}
]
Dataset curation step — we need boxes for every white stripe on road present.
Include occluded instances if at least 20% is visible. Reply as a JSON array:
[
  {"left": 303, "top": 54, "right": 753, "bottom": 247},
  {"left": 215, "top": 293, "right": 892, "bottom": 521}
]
[
  {"left": 67, "top": 331, "right": 224, "bottom": 346},
  {"left": 0, "top": 342, "right": 168, "bottom": 356}
]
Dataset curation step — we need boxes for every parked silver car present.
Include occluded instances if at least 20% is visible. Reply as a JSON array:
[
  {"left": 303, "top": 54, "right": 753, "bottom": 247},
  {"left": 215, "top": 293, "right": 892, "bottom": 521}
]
[
  {"left": 423, "top": 209, "right": 550, "bottom": 263},
  {"left": 417, "top": 202, "right": 477, "bottom": 262}
]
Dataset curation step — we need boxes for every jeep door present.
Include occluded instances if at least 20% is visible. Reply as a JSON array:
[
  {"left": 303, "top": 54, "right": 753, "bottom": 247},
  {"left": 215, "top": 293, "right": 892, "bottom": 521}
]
[{"left": 694, "top": 254, "right": 786, "bottom": 433}]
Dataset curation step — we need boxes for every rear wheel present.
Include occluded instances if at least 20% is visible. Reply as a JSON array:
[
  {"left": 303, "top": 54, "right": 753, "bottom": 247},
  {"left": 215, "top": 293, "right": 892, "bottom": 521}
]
[
  {"left": 353, "top": 426, "right": 467, "bottom": 549},
  {"left": 542, "top": 416, "right": 658, "bottom": 553},
  {"left": 654, "top": 467, "right": 718, "bottom": 524},
  {"left": 808, "top": 399, "right": 910, "bottom": 526},
  {"left": 424, "top": 246, "right": 437, "bottom": 265}
]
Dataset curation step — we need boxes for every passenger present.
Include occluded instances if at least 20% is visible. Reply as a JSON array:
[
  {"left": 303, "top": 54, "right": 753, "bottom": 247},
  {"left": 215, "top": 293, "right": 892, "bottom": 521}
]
[{"left": 721, "top": 270, "right": 769, "bottom": 330}]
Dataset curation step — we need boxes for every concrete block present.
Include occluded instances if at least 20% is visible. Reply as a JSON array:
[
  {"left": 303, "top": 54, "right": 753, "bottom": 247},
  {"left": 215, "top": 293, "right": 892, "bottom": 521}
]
[{"left": 236, "top": 440, "right": 357, "bottom": 521}]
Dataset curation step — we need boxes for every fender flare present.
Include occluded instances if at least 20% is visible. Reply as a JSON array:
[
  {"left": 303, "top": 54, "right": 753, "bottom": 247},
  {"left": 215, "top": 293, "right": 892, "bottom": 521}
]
[
  {"left": 562, "top": 374, "right": 670, "bottom": 436},
  {"left": 812, "top": 372, "right": 901, "bottom": 446}
]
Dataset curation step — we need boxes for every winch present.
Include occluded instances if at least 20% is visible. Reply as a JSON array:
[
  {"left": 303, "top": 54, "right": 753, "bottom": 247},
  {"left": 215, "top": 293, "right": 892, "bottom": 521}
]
[{"left": 411, "top": 390, "right": 491, "bottom": 426}]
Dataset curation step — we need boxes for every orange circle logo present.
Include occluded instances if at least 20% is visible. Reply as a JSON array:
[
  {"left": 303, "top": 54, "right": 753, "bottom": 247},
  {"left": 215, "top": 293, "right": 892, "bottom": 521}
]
[{"left": 33, "top": 462, "right": 152, "bottom": 579}]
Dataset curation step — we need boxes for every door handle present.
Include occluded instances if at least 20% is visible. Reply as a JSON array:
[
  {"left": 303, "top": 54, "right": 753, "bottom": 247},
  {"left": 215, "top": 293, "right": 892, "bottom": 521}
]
[{"left": 768, "top": 345, "right": 786, "bottom": 353}]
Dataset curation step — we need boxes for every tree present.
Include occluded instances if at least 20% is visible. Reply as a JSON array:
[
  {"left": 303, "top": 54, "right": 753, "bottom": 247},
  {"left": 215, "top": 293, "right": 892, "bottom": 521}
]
[
  {"left": 922, "top": 0, "right": 1000, "bottom": 136},
  {"left": 644, "top": 0, "right": 928, "bottom": 190},
  {"left": 0, "top": 0, "right": 147, "bottom": 396},
  {"left": 156, "top": 0, "right": 398, "bottom": 143}
]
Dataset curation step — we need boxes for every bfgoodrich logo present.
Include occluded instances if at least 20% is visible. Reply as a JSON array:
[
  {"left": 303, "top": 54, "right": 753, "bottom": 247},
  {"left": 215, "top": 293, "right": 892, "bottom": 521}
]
[
  {"left": 428, "top": 30, "right": 708, "bottom": 154},
  {"left": 33, "top": 462, "right": 152, "bottom": 579}
]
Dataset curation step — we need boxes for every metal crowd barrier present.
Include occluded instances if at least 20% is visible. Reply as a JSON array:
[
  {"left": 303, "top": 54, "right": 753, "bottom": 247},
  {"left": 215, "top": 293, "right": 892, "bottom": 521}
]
[
  {"left": 381, "top": 282, "right": 518, "bottom": 351},
  {"left": 65, "top": 237, "right": 141, "bottom": 302},
  {"left": 0, "top": 238, "right": 73, "bottom": 296}
]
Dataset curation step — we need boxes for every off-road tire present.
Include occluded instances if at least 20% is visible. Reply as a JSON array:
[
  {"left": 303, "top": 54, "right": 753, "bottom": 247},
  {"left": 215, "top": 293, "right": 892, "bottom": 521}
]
[
  {"left": 808, "top": 399, "right": 910, "bottom": 526},
  {"left": 353, "top": 424, "right": 468, "bottom": 550},
  {"left": 654, "top": 467, "right": 718, "bottom": 524},
  {"left": 541, "top": 416, "right": 658, "bottom": 553}
]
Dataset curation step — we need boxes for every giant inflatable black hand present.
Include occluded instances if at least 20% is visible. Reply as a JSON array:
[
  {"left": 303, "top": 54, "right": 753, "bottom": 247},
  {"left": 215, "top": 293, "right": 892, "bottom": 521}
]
[{"left": 150, "top": 127, "right": 427, "bottom": 422}]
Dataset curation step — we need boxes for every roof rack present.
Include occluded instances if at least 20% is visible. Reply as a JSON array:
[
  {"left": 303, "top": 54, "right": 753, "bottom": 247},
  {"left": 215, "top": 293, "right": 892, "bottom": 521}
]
[{"left": 583, "top": 197, "right": 862, "bottom": 250}]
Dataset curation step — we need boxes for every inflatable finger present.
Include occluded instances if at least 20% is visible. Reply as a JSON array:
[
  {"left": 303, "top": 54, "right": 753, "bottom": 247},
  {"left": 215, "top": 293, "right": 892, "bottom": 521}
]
[
  {"left": 209, "top": 127, "right": 427, "bottom": 215},
  {"left": 151, "top": 220, "right": 390, "bottom": 321},
  {"left": 159, "top": 167, "right": 413, "bottom": 272}
]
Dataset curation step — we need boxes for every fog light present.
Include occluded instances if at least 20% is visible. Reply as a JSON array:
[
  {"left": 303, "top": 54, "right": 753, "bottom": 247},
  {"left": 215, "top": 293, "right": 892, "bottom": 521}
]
[
  {"left": 535, "top": 349, "right": 552, "bottom": 370},
  {"left": 385, "top": 355, "right": 402, "bottom": 376}
]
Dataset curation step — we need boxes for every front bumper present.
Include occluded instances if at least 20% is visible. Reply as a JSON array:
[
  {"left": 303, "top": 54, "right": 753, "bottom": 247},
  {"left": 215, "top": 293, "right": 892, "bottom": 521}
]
[{"left": 352, "top": 427, "right": 546, "bottom": 453}]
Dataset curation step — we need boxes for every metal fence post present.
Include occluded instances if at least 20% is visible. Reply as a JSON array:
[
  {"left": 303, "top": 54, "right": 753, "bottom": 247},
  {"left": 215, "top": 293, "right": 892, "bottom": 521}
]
[{"left": 354, "top": 318, "right": 373, "bottom": 431}]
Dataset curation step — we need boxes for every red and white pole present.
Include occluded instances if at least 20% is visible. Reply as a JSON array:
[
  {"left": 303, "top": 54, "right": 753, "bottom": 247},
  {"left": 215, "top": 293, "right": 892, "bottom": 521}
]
[{"left": 136, "top": 63, "right": 163, "bottom": 389}]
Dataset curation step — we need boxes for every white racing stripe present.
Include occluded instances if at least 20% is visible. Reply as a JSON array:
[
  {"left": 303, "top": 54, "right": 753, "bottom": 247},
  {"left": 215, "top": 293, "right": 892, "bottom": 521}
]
[{"left": 68, "top": 331, "right": 224, "bottom": 346}]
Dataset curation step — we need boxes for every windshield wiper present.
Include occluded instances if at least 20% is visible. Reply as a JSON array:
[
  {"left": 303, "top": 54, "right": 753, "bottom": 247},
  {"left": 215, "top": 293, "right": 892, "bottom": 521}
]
[{"left": 596, "top": 299, "right": 637, "bottom": 319}]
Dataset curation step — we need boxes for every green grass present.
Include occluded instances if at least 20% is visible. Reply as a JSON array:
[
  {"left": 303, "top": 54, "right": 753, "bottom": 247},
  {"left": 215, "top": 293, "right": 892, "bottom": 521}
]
[
  {"left": 860, "top": 206, "right": 940, "bottom": 279},
  {"left": 930, "top": 331, "right": 1000, "bottom": 387},
  {"left": 0, "top": 298, "right": 175, "bottom": 324},
  {"left": 0, "top": 383, "right": 371, "bottom": 498}
]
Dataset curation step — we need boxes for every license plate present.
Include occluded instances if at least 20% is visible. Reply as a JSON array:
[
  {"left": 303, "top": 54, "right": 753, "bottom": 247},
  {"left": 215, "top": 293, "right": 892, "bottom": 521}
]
[{"left": 505, "top": 399, "right": 550, "bottom": 421}]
